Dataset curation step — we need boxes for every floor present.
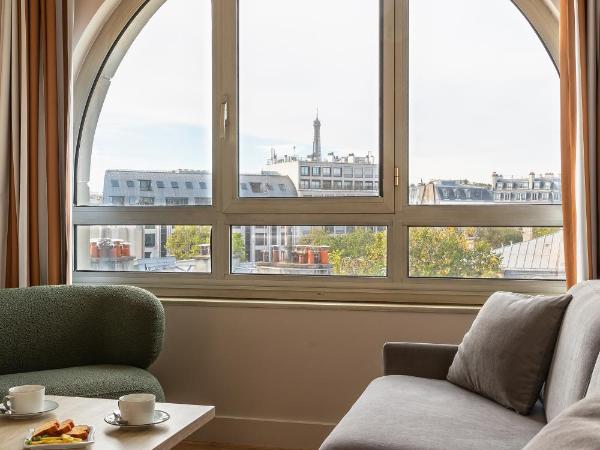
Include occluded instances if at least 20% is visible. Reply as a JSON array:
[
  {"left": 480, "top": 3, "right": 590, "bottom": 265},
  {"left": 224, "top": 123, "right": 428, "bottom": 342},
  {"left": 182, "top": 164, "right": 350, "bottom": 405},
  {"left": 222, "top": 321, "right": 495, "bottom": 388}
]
[{"left": 175, "top": 443, "right": 290, "bottom": 450}]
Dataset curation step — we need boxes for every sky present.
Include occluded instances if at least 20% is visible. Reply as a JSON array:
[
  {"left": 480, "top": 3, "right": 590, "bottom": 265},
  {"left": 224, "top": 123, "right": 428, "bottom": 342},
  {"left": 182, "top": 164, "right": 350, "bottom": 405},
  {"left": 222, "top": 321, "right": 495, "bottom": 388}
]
[{"left": 88, "top": 0, "right": 559, "bottom": 194}]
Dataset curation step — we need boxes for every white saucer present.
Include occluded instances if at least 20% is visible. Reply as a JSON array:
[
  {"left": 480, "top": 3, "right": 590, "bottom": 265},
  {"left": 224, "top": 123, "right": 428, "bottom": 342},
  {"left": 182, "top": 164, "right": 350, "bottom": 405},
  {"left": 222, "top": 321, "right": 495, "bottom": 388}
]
[
  {"left": 104, "top": 410, "right": 170, "bottom": 428},
  {"left": 0, "top": 400, "right": 59, "bottom": 419}
]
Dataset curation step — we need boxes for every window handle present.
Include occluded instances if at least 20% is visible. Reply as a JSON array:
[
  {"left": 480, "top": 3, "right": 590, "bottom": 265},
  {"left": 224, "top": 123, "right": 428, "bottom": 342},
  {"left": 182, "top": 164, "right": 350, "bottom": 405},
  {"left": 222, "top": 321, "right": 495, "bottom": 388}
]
[{"left": 220, "top": 98, "right": 229, "bottom": 139}]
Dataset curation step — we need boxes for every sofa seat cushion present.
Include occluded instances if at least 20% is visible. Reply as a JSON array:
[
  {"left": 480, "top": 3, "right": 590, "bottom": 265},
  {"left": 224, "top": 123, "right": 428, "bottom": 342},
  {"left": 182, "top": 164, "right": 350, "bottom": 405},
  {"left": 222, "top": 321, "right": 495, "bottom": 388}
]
[
  {"left": 320, "top": 376, "right": 546, "bottom": 450},
  {"left": 0, "top": 365, "right": 164, "bottom": 401}
]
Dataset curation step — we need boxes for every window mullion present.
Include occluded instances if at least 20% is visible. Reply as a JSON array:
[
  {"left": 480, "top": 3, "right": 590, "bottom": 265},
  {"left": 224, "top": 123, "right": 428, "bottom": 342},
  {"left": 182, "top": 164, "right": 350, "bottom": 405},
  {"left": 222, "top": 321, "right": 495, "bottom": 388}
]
[
  {"left": 215, "top": 0, "right": 239, "bottom": 214},
  {"left": 213, "top": 0, "right": 238, "bottom": 278},
  {"left": 394, "top": 0, "right": 409, "bottom": 213}
]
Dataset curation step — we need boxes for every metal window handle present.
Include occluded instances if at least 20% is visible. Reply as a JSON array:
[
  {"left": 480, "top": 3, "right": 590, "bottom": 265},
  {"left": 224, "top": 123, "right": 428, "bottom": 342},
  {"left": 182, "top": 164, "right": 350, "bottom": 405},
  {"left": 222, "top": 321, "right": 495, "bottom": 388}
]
[{"left": 220, "top": 99, "right": 229, "bottom": 139}]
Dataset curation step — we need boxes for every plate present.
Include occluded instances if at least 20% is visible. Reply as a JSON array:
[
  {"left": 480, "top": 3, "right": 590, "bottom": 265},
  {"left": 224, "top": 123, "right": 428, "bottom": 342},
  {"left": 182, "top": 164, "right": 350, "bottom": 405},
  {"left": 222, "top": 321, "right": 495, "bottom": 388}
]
[
  {"left": 23, "top": 425, "right": 95, "bottom": 449},
  {"left": 104, "top": 410, "right": 170, "bottom": 428},
  {"left": 0, "top": 400, "right": 59, "bottom": 419}
]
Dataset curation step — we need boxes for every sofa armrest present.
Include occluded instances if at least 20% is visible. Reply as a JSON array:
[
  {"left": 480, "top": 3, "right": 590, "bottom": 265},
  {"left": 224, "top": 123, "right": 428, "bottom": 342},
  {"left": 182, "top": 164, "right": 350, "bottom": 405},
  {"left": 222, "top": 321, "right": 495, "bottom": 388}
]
[{"left": 383, "top": 342, "right": 458, "bottom": 379}]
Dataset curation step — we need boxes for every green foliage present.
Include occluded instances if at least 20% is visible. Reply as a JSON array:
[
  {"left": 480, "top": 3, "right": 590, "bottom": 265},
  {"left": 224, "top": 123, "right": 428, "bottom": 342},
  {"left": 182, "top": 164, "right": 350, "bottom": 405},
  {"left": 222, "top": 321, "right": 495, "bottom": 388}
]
[
  {"left": 475, "top": 227, "right": 523, "bottom": 249},
  {"left": 302, "top": 227, "right": 387, "bottom": 276},
  {"left": 231, "top": 232, "right": 247, "bottom": 262},
  {"left": 165, "top": 226, "right": 211, "bottom": 260},
  {"left": 409, "top": 227, "right": 502, "bottom": 278},
  {"left": 532, "top": 227, "right": 557, "bottom": 239}
]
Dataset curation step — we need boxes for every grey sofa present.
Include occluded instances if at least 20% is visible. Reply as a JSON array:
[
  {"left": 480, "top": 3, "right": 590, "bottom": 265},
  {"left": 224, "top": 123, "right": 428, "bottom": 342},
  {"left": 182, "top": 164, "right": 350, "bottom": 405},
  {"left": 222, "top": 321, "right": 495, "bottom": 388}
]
[
  {"left": 321, "top": 280, "right": 600, "bottom": 450},
  {"left": 0, "top": 285, "right": 165, "bottom": 401}
]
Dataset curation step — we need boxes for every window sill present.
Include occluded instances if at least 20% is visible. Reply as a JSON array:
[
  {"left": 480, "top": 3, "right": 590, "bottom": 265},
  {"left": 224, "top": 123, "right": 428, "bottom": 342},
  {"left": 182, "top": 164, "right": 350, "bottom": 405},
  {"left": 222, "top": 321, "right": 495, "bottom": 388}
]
[
  {"left": 159, "top": 297, "right": 480, "bottom": 314},
  {"left": 73, "top": 271, "right": 566, "bottom": 306}
]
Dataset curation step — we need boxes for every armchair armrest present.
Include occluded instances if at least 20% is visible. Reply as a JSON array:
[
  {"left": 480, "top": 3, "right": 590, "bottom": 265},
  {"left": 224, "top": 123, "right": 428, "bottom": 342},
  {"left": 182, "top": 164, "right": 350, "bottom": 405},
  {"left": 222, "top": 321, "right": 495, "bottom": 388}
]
[{"left": 383, "top": 342, "right": 458, "bottom": 379}]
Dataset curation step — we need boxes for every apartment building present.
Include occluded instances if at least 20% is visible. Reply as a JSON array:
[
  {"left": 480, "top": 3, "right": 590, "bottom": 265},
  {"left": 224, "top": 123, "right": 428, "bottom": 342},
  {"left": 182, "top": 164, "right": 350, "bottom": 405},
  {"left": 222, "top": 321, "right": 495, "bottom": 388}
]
[
  {"left": 410, "top": 172, "right": 562, "bottom": 205},
  {"left": 491, "top": 172, "right": 562, "bottom": 203},
  {"left": 409, "top": 179, "right": 493, "bottom": 205},
  {"left": 102, "top": 169, "right": 298, "bottom": 206}
]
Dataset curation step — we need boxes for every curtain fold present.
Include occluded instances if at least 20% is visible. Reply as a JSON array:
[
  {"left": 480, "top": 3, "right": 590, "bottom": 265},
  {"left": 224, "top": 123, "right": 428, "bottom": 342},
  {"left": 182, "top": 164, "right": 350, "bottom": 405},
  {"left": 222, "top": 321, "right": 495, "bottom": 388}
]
[
  {"left": 0, "top": 0, "right": 71, "bottom": 288},
  {"left": 561, "top": 0, "right": 600, "bottom": 287}
]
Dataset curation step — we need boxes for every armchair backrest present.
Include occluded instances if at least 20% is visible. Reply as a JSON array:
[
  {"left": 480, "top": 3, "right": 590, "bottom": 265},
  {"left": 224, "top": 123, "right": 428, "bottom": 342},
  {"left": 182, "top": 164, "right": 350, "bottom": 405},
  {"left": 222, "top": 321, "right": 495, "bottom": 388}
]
[
  {"left": 0, "top": 285, "right": 164, "bottom": 375},
  {"left": 544, "top": 281, "right": 600, "bottom": 421}
]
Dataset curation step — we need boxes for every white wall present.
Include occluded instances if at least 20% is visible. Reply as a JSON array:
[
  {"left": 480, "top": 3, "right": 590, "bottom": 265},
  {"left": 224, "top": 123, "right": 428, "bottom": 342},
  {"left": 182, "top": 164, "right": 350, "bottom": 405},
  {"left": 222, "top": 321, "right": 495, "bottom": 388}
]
[
  {"left": 73, "top": 0, "right": 105, "bottom": 46},
  {"left": 150, "top": 303, "right": 476, "bottom": 449}
]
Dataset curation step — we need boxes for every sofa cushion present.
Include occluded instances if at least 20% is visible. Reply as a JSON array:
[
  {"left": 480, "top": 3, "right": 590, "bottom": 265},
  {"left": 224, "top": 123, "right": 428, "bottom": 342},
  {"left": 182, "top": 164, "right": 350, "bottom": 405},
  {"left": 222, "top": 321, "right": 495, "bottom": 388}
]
[
  {"left": 320, "top": 375, "right": 546, "bottom": 450},
  {"left": 447, "top": 291, "right": 571, "bottom": 414},
  {"left": 523, "top": 395, "right": 600, "bottom": 450},
  {"left": 0, "top": 365, "right": 165, "bottom": 401},
  {"left": 544, "top": 281, "right": 600, "bottom": 421}
]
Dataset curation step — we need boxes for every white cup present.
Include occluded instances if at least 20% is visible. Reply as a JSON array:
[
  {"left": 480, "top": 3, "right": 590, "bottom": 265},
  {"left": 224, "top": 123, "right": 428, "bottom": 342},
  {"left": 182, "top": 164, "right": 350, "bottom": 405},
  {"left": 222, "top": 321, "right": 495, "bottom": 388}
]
[
  {"left": 2, "top": 385, "right": 45, "bottom": 414},
  {"left": 118, "top": 393, "right": 155, "bottom": 425}
]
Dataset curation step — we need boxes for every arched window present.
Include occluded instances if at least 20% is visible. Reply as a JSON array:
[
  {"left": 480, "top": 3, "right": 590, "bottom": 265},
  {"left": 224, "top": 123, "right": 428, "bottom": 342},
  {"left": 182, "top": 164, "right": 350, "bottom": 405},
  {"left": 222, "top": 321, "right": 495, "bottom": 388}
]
[
  {"left": 73, "top": 0, "right": 563, "bottom": 300},
  {"left": 76, "top": 0, "right": 212, "bottom": 207}
]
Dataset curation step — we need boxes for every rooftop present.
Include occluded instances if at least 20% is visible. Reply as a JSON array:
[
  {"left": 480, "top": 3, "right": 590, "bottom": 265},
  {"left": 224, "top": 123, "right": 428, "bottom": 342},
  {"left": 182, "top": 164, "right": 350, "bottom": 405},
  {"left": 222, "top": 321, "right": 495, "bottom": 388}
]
[{"left": 494, "top": 230, "right": 565, "bottom": 279}]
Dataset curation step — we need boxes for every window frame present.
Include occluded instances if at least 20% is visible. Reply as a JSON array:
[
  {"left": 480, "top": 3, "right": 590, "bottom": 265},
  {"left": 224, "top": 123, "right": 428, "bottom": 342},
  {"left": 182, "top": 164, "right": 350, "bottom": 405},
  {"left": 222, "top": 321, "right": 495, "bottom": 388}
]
[
  {"left": 72, "top": 0, "right": 564, "bottom": 305},
  {"left": 221, "top": 0, "right": 395, "bottom": 214},
  {"left": 393, "top": 0, "right": 562, "bottom": 286}
]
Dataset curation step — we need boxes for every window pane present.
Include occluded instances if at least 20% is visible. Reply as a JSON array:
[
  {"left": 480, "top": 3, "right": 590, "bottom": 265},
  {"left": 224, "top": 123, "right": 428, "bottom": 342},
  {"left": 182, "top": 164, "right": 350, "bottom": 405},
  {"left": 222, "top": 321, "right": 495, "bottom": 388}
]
[
  {"left": 77, "top": 0, "right": 212, "bottom": 206},
  {"left": 408, "top": 0, "right": 560, "bottom": 205},
  {"left": 76, "top": 225, "right": 211, "bottom": 273},
  {"left": 408, "top": 227, "right": 565, "bottom": 279},
  {"left": 231, "top": 225, "right": 387, "bottom": 276},
  {"left": 238, "top": 0, "right": 380, "bottom": 198}
]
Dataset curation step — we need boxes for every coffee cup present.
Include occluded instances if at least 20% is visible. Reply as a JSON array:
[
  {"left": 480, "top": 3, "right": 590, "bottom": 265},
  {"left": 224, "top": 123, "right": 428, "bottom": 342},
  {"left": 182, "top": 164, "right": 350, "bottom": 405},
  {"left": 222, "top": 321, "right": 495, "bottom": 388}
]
[
  {"left": 117, "top": 393, "right": 155, "bottom": 425},
  {"left": 2, "top": 385, "right": 45, "bottom": 414}
]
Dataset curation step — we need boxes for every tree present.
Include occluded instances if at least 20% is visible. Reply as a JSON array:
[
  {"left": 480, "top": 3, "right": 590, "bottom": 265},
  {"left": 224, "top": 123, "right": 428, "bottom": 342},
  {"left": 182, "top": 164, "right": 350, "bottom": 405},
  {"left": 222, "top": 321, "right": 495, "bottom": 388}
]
[
  {"left": 231, "top": 232, "right": 247, "bottom": 262},
  {"left": 301, "top": 227, "right": 387, "bottom": 276},
  {"left": 532, "top": 227, "right": 557, "bottom": 239},
  {"left": 409, "top": 227, "right": 501, "bottom": 278},
  {"left": 165, "top": 226, "right": 211, "bottom": 260},
  {"left": 475, "top": 227, "right": 523, "bottom": 249}
]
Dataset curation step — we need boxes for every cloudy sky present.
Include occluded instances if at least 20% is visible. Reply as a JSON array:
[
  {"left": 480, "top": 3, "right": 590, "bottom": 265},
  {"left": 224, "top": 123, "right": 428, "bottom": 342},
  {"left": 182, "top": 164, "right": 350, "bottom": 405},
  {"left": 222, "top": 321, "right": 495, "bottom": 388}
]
[{"left": 88, "top": 0, "right": 559, "bottom": 194}]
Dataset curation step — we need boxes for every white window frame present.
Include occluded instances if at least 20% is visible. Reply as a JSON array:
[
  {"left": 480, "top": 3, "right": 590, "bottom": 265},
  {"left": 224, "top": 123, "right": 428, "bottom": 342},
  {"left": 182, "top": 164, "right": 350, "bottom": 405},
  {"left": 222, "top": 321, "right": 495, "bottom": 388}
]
[{"left": 72, "top": 0, "right": 563, "bottom": 305}]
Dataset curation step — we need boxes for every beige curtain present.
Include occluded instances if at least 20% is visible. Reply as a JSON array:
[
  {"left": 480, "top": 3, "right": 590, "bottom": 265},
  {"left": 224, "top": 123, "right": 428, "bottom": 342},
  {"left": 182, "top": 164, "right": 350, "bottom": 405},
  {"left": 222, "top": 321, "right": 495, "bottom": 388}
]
[
  {"left": 561, "top": 0, "right": 600, "bottom": 287},
  {"left": 0, "top": 0, "right": 71, "bottom": 287}
]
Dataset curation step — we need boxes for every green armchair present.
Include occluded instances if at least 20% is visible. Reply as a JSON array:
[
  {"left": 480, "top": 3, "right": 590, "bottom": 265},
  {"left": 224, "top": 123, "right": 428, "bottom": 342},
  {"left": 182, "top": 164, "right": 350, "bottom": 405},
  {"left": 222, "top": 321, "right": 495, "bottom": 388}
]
[{"left": 0, "top": 285, "right": 165, "bottom": 401}]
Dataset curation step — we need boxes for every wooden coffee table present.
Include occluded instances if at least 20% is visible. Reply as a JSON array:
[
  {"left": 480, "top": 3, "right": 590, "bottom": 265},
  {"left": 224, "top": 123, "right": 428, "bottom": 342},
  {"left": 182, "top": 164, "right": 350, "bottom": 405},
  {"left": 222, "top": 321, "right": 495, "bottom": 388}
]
[{"left": 0, "top": 395, "right": 214, "bottom": 449}]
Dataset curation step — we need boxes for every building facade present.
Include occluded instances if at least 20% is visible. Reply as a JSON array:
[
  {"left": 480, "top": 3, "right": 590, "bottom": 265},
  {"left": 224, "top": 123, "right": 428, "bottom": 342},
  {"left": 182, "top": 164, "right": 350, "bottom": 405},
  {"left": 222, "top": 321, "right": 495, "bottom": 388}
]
[
  {"left": 409, "top": 180, "right": 493, "bottom": 205},
  {"left": 263, "top": 153, "right": 379, "bottom": 197},
  {"left": 410, "top": 172, "right": 562, "bottom": 205},
  {"left": 491, "top": 172, "right": 561, "bottom": 203},
  {"left": 102, "top": 169, "right": 298, "bottom": 206}
]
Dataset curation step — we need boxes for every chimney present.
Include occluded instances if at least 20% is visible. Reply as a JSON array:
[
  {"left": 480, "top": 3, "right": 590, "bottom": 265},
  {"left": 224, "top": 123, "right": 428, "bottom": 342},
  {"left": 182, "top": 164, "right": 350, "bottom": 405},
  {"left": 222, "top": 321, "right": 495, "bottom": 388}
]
[
  {"left": 491, "top": 172, "right": 499, "bottom": 190},
  {"left": 528, "top": 172, "right": 535, "bottom": 189}
]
